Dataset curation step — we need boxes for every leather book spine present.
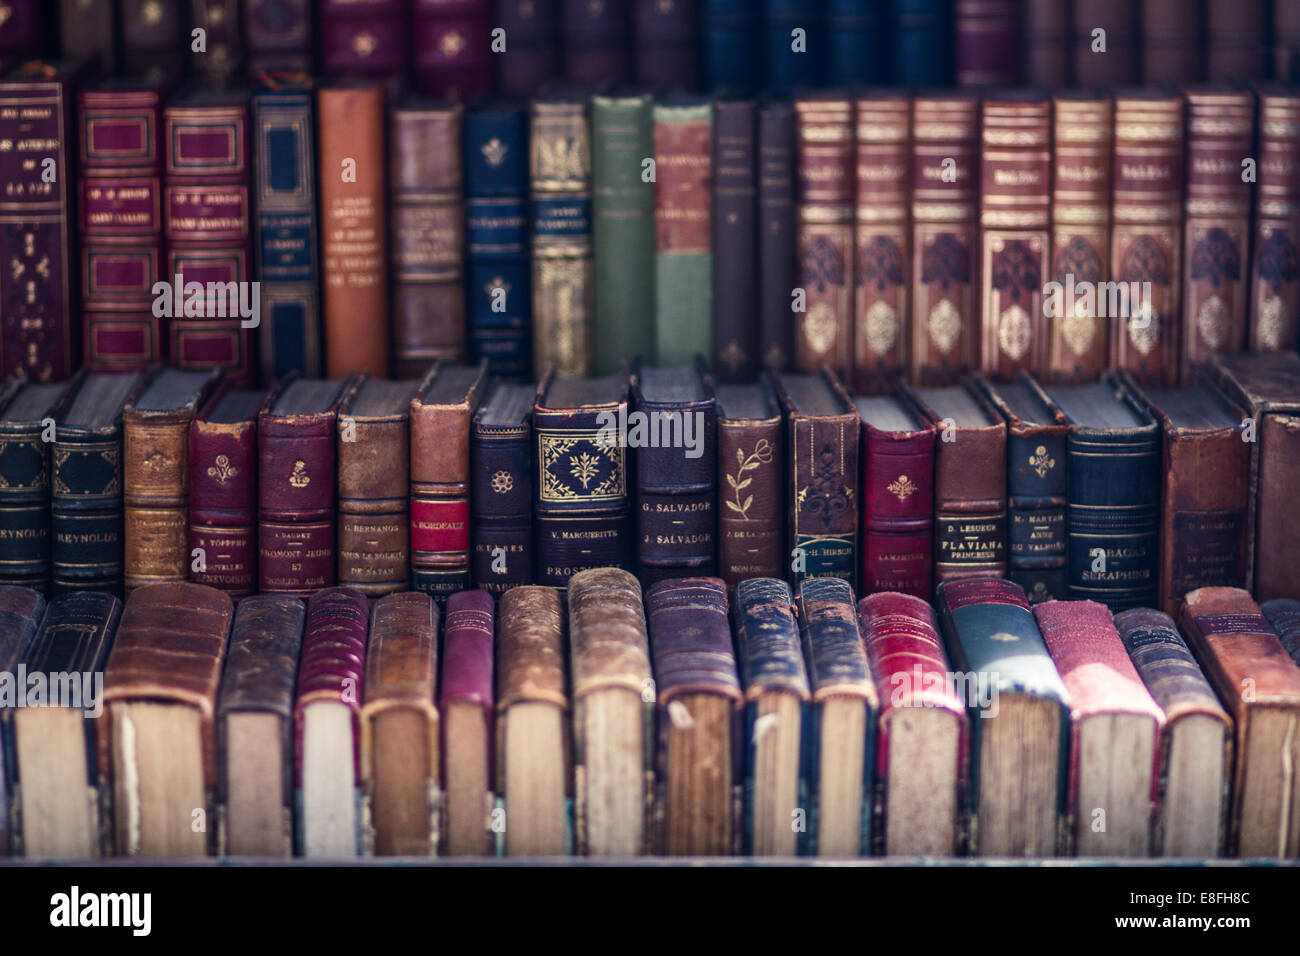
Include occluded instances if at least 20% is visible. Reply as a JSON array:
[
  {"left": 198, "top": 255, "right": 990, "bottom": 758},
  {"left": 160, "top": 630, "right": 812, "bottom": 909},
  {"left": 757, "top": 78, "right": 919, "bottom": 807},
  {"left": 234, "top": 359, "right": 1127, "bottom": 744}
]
[
  {"left": 471, "top": 409, "right": 532, "bottom": 595},
  {"left": 532, "top": 98, "right": 594, "bottom": 378},
  {"left": 243, "top": 0, "right": 313, "bottom": 76},
  {"left": 713, "top": 99, "right": 757, "bottom": 383},
  {"left": 78, "top": 83, "right": 167, "bottom": 372},
  {"left": 496, "top": 0, "right": 558, "bottom": 99},
  {"left": 634, "top": 0, "right": 697, "bottom": 90},
  {"left": 794, "top": 97, "right": 854, "bottom": 378},
  {"left": 317, "top": 0, "right": 406, "bottom": 82},
  {"left": 1072, "top": 0, "right": 1138, "bottom": 86},
  {"left": 252, "top": 86, "right": 322, "bottom": 380},
  {"left": 910, "top": 94, "right": 979, "bottom": 385},
  {"left": 1024, "top": 0, "right": 1069, "bottom": 88},
  {"left": 412, "top": 0, "right": 492, "bottom": 100},
  {"left": 1115, "top": 606, "right": 1233, "bottom": 726},
  {"left": 391, "top": 101, "right": 466, "bottom": 376},
  {"left": 852, "top": 94, "right": 909, "bottom": 393},
  {"left": 653, "top": 101, "right": 713, "bottom": 367},
  {"left": 701, "top": 0, "right": 758, "bottom": 95},
  {"left": 890, "top": 0, "right": 952, "bottom": 85},
  {"left": 592, "top": 93, "right": 654, "bottom": 376},
  {"left": 1262, "top": 599, "right": 1300, "bottom": 666},
  {"left": 1278, "top": 2, "right": 1300, "bottom": 83},
  {"left": 336, "top": 397, "right": 412, "bottom": 598},
  {"left": 0, "top": 583, "right": 45, "bottom": 850},
  {"left": 164, "top": 95, "right": 255, "bottom": 385},
  {"left": 1142, "top": 0, "right": 1203, "bottom": 84},
  {"left": 980, "top": 96, "right": 1051, "bottom": 381},
  {"left": 954, "top": 0, "right": 1021, "bottom": 87},
  {"left": 317, "top": 81, "right": 388, "bottom": 378},
  {"left": 562, "top": 0, "right": 630, "bottom": 90},
  {"left": 120, "top": 0, "right": 186, "bottom": 83},
  {"left": 758, "top": 101, "right": 795, "bottom": 372},
  {"left": 1109, "top": 93, "right": 1183, "bottom": 386},
  {"left": 764, "top": 0, "right": 822, "bottom": 92},
  {"left": 0, "top": 0, "right": 43, "bottom": 58},
  {"left": 0, "top": 384, "right": 62, "bottom": 591},
  {"left": 718, "top": 409, "right": 783, "bottom": 587},
  {"left": 860, "top": 418, "right": 934, "bottom": 600},
  {"left": 440, "top": 589, "right": 494, "bottom": 714},
  {"left": 59, "top": 0, "right": 117, "bottom": 73},
  {"left": 191, "top": 0, "right": 243, "bottom": 87},
  {"left": 1046, "top": 94, "right": 1113, "bottom": 384},
  {"left": 464, "top": 105, "right": 531, "bottom": 378},
  {"left": 0, "top": 586, "right": 45, "bottom": 682},
  {"left": 1251, "top": 90, "right": 1300, "bottom": 352},
  {"left": 1182, "top": 90, "right": 1255, "bottom": 377},
  {"left": 827, "top": 0, "right": 884, "bottom": 86},
  {"left": 1207, "top": 0, "right": 1267, "bottom": 81}
]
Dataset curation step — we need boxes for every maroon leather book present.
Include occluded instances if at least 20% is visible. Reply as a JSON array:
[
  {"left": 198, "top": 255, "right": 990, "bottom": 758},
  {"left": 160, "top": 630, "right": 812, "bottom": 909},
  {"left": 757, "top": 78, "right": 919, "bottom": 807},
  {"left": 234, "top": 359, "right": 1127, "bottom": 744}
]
[
  {"left": 1252, "top": 87, "right": 1300, "bottom": 352},
  {"left": 318, "top": 0, "right": 407, "bottom": 86},
  {"left": 1073, "top": 0, "right": 1138, "bottom": 86},
  {"left": 954, "top": 0, "right": 1021, "bottom": 87},
  {"left": 0, "top": 1, "right": 47, "bottom": 61},
  {"left": 1024, "top": 0, "right": 1068, "bottom": 88},
  {"left": 412, "top": 0, "right": 491, "bottom": 100},
  {"left": 1207, "top": 0, "right": 1267, "bottom": 82},
  {"left": 192, "top": 0, "right": 243, "bottom": 87},
  {"left": 244, "top": 0, "right": 314, "bottom": 75},
  {"left": 1142, "top": 0, "right": 1202, "bottom": 84}
]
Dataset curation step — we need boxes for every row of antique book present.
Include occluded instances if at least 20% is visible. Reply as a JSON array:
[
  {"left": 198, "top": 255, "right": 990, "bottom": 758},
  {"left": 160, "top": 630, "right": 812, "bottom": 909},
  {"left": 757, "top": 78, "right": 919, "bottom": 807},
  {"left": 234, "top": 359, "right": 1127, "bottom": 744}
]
[
  {"left": 2, "top": 351, "right": 1299, "bottom": 613},
  {"left": 1, "top": 573, "right": 1298, "bottom": 859}
]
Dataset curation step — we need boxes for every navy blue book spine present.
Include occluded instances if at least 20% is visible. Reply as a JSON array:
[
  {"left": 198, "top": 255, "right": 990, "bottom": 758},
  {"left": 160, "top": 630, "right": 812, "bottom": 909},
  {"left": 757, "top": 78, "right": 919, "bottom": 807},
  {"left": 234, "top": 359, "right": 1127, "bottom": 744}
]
[
  {"left": 701, "top": 0, "right": 760, "bottom": 93},
  {"left": 765, "top": 0, "right": 825, "bottom": 92},
  {"left": 890, "top": 0, "right": 953, "bottom": 85},
  {"left": 827, "top": 0, "right": 886, "bottom": 85}
]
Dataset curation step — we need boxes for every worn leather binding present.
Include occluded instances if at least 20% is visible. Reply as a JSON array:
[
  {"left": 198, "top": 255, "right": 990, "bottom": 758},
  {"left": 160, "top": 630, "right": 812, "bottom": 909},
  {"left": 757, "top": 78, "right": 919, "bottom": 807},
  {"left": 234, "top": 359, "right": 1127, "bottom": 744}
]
[
  {"left": 251, "top": 79, "right": 322, "bottom": 379},
  {"left": 562, "top": 0, "right": 630, "bottom": 90},
  {"left": 410, "top": 362, "right": 487, "bottom": 600},
  {"left": 464, "top": 103, "right": 531, "bottom": 378},
  {"left": 852, "top": 93, "right": 909, "bottom": 393},
  {"left": 318, "top": 0, "right": 406, "bottom": 84},
  {"left": 772, "top": 368, "right": 859, "bottom": 584},
  {"left": 0, "top": 0, "right": 47, "bottom": 62},
  {"left": 716, "top": 381, "right": 783, "bottom": 587},
  {"left": 1124, "top": 376, "right": 1250, "bottom": 617},
  {"left": 701, "top": 0, "right": 758, "bottom": 94},
  {"left": 853, "top": 395, "right": 934, "bottom": 600},
  {"left": 634, "top": 0, "right": 697, "bottom": 89},
  {"left": 1142, "top": 0, "right": 1203, "bottom": 84},
  {"left": 1251, "top": 87, "right": 1300, "bottom": 352},
  {"left": 98, "top": 582, "right": 234, "bottom": 855},
  {"left": 713, "top": 98, "right": 757, "bottom": 383},
  {"left": 646, "top": 576, "right": 742, "bottom": 855},
  {"left": 471, "top": 382, "right": 533, "bottom": 594},
  {"left": 631, "top": 360, "right": 717, "bottom": 583},
  {"left": 975, "top": 373, "right": 1070, "bottom": 603},
  {"left": 910, "top": 93, "right": 980, "bottom": 385},
  {"left": 1109, "top": 92, "right": 1184, "bottom": 386},
  {"left": 1180, "top": 586, "right": 1300, "bottom": 856},
  {"left": 217, "top": 594, "right": 305, "bottom": 856},
  {"left": 317, "top": 80, "right": 388, "bottom": 378},
  {"left": 0, "top": 379, "right": 71, "bottom": 590},
  {"left": 412, "top": 0, "right": 491, "bottom": 100},
  {"left": 954, "top": 0, "right": 1021, "bottom": 87},
  {"left": 439, "top": 589, "right": 494, "bottom": 854},
  {"left": 827, "top": 0, "right": 884, "bottom": 86},
  {"left": 361, "top": 591, "right": 440, "bottom": 856},
  {"left": 1206, "top": 0, "right": 1267, "bottom": 81},
  {"left": 1278, "top": 3, "right": 1300, "bottom": 83},
  {"left": 758, "top": 100, "right": 795, "bottom": 371},
  {"left": 258, "top": 375, "right": 358, "bottom": 596},
  {"left": 0, "top": 61, "right": 87, "bottom": 382},
  {"left": 78, "top": 80, "right": 168, "bottom": 371},
  {"left": 1072, "top": 0, "right": 1138, "bottom": 86},
  {"left": 244, "top": 0, "right": 313, "bottom": 75},
  {"left": 533, "top": 368, "right": 633, "bottom": 586},
  {"left": 592, "top": 92, "right": 654, "bottom": 376},
  {"left": 1046, "top": 92, "right": 1113, "bottom": 384},
  {"left": 532, "top": 93, "right": 594, "bottom": 378},
  {"left": 59, "top": 0, "right": 116, "bottom": 73},
  {"left": 121, "top": 0, "right": 185, "bottom": 82},
  {"left": 1210, "top": 352, "right": 1300, "bottom": 601},
  {"left": 1262, "top": 599, "right": 1300, "bottom": 666},
  {"left": 496, "top": 0, "right": 559, "bottom": 98},
  {"left": 1024, "top": 0, "right": 1069, "bottom": 87},
  {"left": 794, "top": 96, "right": 854, "bottom": 378},
  {"left": 52, "top": 370, "right": 149, "bottom": 596},
  {"left": 0, "top": 585, "right": 45, "bottom": 855},
  {"left": 890, "top": 0, "right": 952, "bottom": 85},
  {"left": 1047, "top": 377, "right": 1161, "bottom": 611},
  {"left": 123, "top": 368, "right": 222, "bottom": 593},
  {"left": 191, "top": 1, "right": 242, "bottom": 87},
  {"left": 337, "top": 376, "right": 423, "bottom": 597}
]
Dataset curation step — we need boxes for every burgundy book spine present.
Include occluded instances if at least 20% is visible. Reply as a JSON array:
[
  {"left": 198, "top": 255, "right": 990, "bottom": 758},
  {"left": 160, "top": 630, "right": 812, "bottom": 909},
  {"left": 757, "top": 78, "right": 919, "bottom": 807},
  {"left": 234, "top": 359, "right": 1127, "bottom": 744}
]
[
  {"left": 1206, "top": 0, "right": 1267, "bottom": 82},
  {"left": 1024, "top": 0, "right": 1069, "bottom": 88},
  {"left": 495, "top": 0, "right": 559, "bottom": 99},
  {"left": 859, "top": 416, "right": 935, "bottom": 600},
  {"left": 412, "top": 0, "right": 492, "bottom": 100},
  {"left": 317, "top": 0, "right": 407, "bottom": 84},
  {"left": 1073, "top": 0, "right": 1138, "bottom": 87},
  {"left": 954, "top": 0, "right": 1022, "bottom": 87},
  {"left": 0, "top": 1, "right": 47, "bottom": 60},
  {"left": 244, "top": 0, "right": 314, "bottom": 75},
  {"left": 1252, "top": 88, "right": 1300, "bottom": 352},
  {"left": 1142, "top": 0, "right": 1203, "bottom": 85}
]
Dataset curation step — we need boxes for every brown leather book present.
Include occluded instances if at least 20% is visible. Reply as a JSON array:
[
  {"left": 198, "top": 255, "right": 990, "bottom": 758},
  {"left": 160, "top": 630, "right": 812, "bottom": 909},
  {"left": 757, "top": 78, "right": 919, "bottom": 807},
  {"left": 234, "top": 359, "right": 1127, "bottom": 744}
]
[
  {"left": 1180, "top": 586, "right": 1300, "bottom": 856},
  {"left": 1073, "top": 0, "right": 1138, "bottom": 86},
  {"left": 318, "top": 80, "right": 388, "bottom": 378},
  {"left": 910, "top": 93, "right": 980, "bottom": 385},
  {"left": 0, "top": 585, "right": 44, "bottom": 854},
  {"left": 1045, "top": 93, "right": 1113, "bottom": 384},
  {"left": 716, "top": 381, "right": 784, "bottom": 587},
  {"left": 1025, "top": 0, "right": 1069, "bottom": 87},
  {"left": 1142, "top": 0, "right": 1203, "bottom": 84},
  {"left": 1250, "top": 87, "right": 1300, "bottom": 352},
  {"left": 1207, "top": 0, "right": 1267, "bottom": 81}
]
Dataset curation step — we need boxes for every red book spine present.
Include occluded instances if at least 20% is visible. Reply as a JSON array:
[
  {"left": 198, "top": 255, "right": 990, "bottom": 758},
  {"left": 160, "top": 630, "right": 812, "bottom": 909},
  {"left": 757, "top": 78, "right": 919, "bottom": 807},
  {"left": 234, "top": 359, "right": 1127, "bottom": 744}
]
[
  {"left": 860, "top": 420, "right": 934, "bottom": 599},
  {"left": 954, "top": 0, "right": 1022, "bottom": 87},
  {"left": 1252, "top": 89, "right": 1300, "bottom": 352},
  {"left": 189, "top": 388, "right": 261, "bottom": 597},
  {"left": 412, "top": 0, "right": 492, "bottom": 100}
]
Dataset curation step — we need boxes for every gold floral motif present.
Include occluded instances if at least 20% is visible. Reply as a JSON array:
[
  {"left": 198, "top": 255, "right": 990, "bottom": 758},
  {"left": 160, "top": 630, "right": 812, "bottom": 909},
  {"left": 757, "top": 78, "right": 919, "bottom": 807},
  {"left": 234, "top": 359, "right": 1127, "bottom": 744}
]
[
  {"left": 289, "top": 460, "right": 310, "bottom": 488},
  {"left": 207, "top": 454, "right": 237, "bottom": 486},
  {"left": 718, "top": 339, "right": 747, "bottom": 373},
  {"left": 927, "top": 298, "right": 961, "bottom": 353},
  {"left": 1127, "top": 304, "right": 1160, "bottom": 356},
  {"left": 352, "top": 31, "right": 378, "bottom": 58},
  {"left": 0, "top": 5, "right": 12, "bottom": 28},
  {"left": 491, "top": 470, "right": 513, "bottom": 494},
  {"left": 1196, "top": 294, "right": 1229, "bottom": 350},
  {"left": 1258, "top": 293, "right": 1285, "bottom": 350},
  {"left": 997, "top": 304, "right": 1031, "bottom": 360},
  {"left": 141, "top": 1, "right": 162, "bottom": 26},
  {"left": 1029, "top": 445, "right": 1054, "bottom": 478},
  {"left": 725, "top": 439, "right": 773, "bottom": 519},
  {"left": 803, "top": 302, "right": 838, "bottom": 356},
  {"left": 1061, "top": 300, "right": 1096, "bottom": 357},
  {"left": 481, "top": 138, "right": 508, "bottom": 167},
  {"left": 1029, "top": 581, "right": 1050, "bottom": 603},
  {"left": 440, "top": 30, "right": 466, "bottom": 57},
  {"left": 887, "top": 474, "right": 917, "bottom": 502},
  {"left": 142, "top": 450, "right": 168, "bottom": 472},
  {"left": 864, "top": 300, "right": 897, "bottom": 355},
  {"left": 569, "top": 452, "right": 600, "bottom": 489}
]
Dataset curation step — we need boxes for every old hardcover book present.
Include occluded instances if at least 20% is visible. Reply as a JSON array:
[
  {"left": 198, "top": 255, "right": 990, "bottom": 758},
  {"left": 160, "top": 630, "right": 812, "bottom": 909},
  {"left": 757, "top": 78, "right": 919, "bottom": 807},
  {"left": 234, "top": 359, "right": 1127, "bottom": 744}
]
[
  {"left": 496, "top": 0, "right": 558, "bottom": 98},
  {"left": 827, "top": 0, "right": 884, "bottom": 86},
  {"left": 123, "top": 367, "right": 221, "bottom": 593},
  {"left": 11, "top": 591, "right": 120, "bottom": 858},
  {"left": 903, "top": 383, "right": 1008, "bottom": 584},
  {"left": 716, "top": 381, "right": 783, "bottom": 587},
  {"left": 533, "top": 369, "right": 632, "bottom": 586},
  {"left": 647, "top": 576, "right": 741, "bottom": 855},
  {"left": 1109, "top": 91, "right": 1183, "bottom": 385},
  {"left": 631, "top": 361, "right": 717, "bottom": 583},
  {"left": 654, "top": 96, "right": 713, "bottom": 366},
  {"left": 733, "top": 577, "right": 808, "bottom": 856},
  {"left": 471, "top": 382, "right": 533, "bottom": 594},
  {"left": 890, "top": 0, "right": 951, "bottom": 85},
  {"left": 362, "top": 591, "right": 440, "bottom": 856},
  {"left": 532, "top": 93, "right": 593, "bottom": 378},
  {"left": 258, "top": 375, "right": 357, "bottom": 596},
  {"left": 975, "top": 373, "right": 1070, "bottom": 603},
  {"left": 440, "top": 589, "right": 495, "bottom": 856},
  {"left": 758, "top": 99, "right": 795, "bottom": 371},
  {"left": 295, "top": 586, "right": 368, "bottom": 857},
  {"left": 853, "top": 394, "right": 934, "bottom": 600},
  {"left": 0, "top": 585, "right": 46, "bottom": 855},
  {"left": 859, "top": 590, "right": 965, "bottom": 856},
  {"left": 1073, "top": 0, "right": 1138, "bottom": 86},
  {"left": 910, "top": 93, "right": 980, "bottom": 384},
  {"left": 954, "top": 0, "right": 1021, "bottom": 87},
  {"left": 243, "top": 0, "right": 313, "bottom": 75},
  {"left": 796, "top": 576, "right": 875, "bottom": 856},
  {"left": 59, "top": 0, "right": 116, "bottom": 73},
  {"left": 1047, "top": 377, "right": 1161, "bottom": 611},
  {"left": 771, "top": 368, "right": 859, "bottom": 584},
  {"left": 251, "top": 78, "right": 322, "bottom": 379},
  {"left": 794, "top": 95, "right": 854, "bottom": 378},
  {"left": 410, "top": 362, "right": 488, "bottom": 600},
  {"left": 1142, "top": 0, "right": 1203, "bottom": 84},
  {"left": 1264, "top": 599, "right": 1300, "bottom": 666},
  {"left": 1114, "top": 607, "right": 1233, "bottom": 857},
  {"left": 391, "top": 98, "right": 465, "bottom": 374},
  {"left": 935, "top": 577, "right": 1070, "bottom": 856},
  {"left": 1251, "top": 87, "right": 1300, "bottom": 352},
  {"left": 317, "top": 79, "right": 388, "bottom": 378},
  {"left": 217, "top": 593, "right": 304, "bottom": 857},
  {"left": 52, "top": 370, "right": 149, "bottom": 595},
  {"left": 1046, "top": 92, "right": 1113, "bottom": 384},
  {"left": 78, "top": 79, "right": 169, "bottom": 371},
  {"left": 412, "top": 0, "right": 491, "bottom": 100},
  {"left": 336, "top": 375, "right": 423, "bottom": 597},
  {"left": 592, "top": 92, "right": 654, "bottom": 376},
  {"left": 634, "top": 0, "right": 696, "bottom": 89},
  {"left": 191, "top": 0, "right": 243, "bottom": 87},
  {"left": 1025, "top": 0, "right": 1069, "bottom": 88},
  {"left": 562, "top": 0, "right": 629, "bottom": 89},
  {"left": 764, "top": 0, "right": 820, "bottom": 91},
  {"left": 1180, "top": 586, "right": 1300, "bottom": 856},
  {"left": 713, "top": 98, "right": 757, "bottom": 383},
  {"left": 496, "top": 585, "right": 570, "bottom": 855},
  {"left": 1034, "top": 599, "right": 1163, "bottom": 856},
  {"left": 568, "top": 567, "right": 653, "bottom": 856},
  {"left": 120, "top": 0, "right": 184, "bottom": 82},
  {"left": 701, "top": 0, "right": 757, "bottom": 93},
  {"left": 1207, "top": 0, "right": 1267, "bottom": 81},
  {"left": 1124, "top": 377, "right": 1250, "bottom": 617},
  {"left": 1279, "top": 2, "right": 1300, "bottom": 82},
  {"left": 0, "top": 379, "right": 70, "bottom": 590},
  {"left": 99, "top": 582, "right": 233, "bottom": 856},
  {"left": 317, "top": 0, "right": 406, "bottom": 84}
]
